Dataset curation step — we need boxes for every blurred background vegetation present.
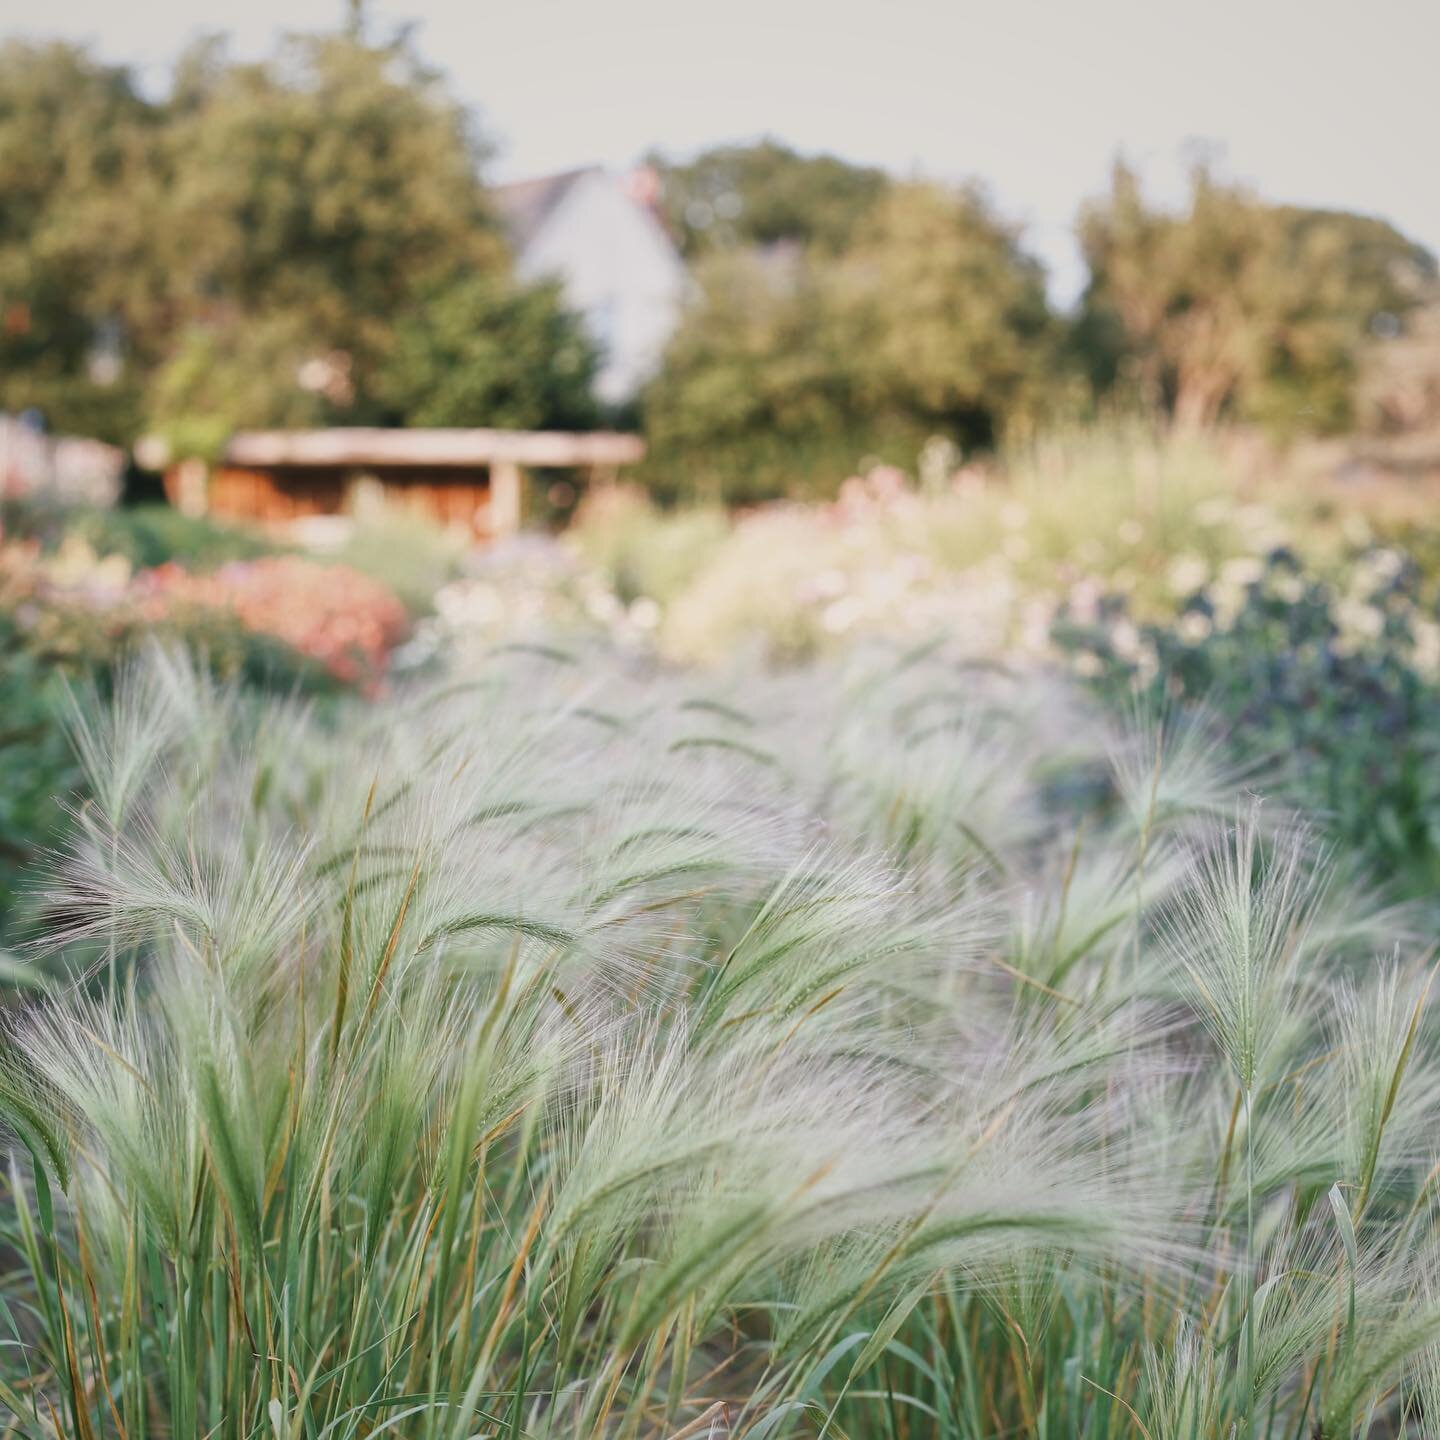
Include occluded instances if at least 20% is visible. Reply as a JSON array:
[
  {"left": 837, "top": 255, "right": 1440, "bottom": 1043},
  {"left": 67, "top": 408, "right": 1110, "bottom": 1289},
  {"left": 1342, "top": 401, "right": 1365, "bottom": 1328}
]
[
  {"left": 6, "top": 8, "right": 1440, "bottom": 936},
  {"left": 2, "top": 21, "right": 1436, "bottom": 494}
]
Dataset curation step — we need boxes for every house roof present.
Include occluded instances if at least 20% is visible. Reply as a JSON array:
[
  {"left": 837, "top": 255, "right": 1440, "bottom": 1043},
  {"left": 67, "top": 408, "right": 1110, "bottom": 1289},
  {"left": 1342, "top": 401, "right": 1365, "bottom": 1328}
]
[
  {"left": 223, "top": 428, "right": 646, "bottom": 469},
  {"left": 491, "top": 167, "right": 597, "bottom": 252}
]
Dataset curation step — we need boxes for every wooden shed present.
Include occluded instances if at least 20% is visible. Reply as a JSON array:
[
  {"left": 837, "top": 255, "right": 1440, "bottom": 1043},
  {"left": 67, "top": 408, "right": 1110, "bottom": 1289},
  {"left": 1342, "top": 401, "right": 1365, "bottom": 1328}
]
[{"left": 164, "top": 428, "right": 646, "bottom": 539}]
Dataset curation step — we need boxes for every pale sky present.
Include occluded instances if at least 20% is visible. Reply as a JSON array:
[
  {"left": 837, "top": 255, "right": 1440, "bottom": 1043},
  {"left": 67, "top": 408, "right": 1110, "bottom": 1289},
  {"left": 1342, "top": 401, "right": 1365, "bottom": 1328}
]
[{"left": 13, "top": 0, "right": 1439, "bottom": 303}]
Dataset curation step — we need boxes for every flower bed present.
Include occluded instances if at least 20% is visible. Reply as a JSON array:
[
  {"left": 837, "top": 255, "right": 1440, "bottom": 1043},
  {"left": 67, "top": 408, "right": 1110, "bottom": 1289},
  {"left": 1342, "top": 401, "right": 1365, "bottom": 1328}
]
[
  {"left": 0, "top": 540, "right": 409, "bottom": 691},
  {"left": 132, "top": 556, "right": 410, "bottom": 688}
]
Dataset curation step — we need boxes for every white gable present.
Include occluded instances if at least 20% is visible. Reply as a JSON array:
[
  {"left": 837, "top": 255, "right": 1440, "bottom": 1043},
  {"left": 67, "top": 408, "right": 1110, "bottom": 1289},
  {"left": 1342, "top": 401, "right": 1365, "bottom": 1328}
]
[{"left": 513, "top": 171, "right": 688, "bottom": 407}]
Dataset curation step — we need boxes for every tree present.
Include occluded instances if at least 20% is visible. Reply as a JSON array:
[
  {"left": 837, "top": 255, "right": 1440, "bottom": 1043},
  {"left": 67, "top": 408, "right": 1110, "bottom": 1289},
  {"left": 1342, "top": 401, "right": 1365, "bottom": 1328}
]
[
  {"left": 154, "top": 29, "right": 507, "bottom": 430},
  {"left": 643, "top": 182, "right": 1058, "bottom": 502},
  {"left": 0, "top": 27, "right": 603, "bottom": 449},
  {"left": 0, "top": 42, "right": 169, "bottom": 441},
  {"left": 1078, "top": 161, "right": 1435, "bottom": 432},
  {"left": 1356, "top": 298, "right": 1440, "bottom": 434},
  {"left": 642, "top": 248, "right": 871, "bottom": 502},
  {"left": 650, "top": 139, "right": 890, "bottom": 258},
  {"left": 375, "top": 274, "right": 599, "bottom": 430},
  {"left": 826, "top": 183, "right": 1057, "bottom": 443},
  {"left": 144, "top": 317, "right": 338, "bottom": 463},
  {"left": 150, "top": 28, "right": 611, "bottom": 443}
]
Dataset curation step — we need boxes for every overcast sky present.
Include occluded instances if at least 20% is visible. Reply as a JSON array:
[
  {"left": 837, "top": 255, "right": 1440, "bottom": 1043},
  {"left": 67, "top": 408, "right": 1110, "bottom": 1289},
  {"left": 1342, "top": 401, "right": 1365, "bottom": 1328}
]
[{"left": 15, "top": 0, "right": 1438, "bottom": 304}]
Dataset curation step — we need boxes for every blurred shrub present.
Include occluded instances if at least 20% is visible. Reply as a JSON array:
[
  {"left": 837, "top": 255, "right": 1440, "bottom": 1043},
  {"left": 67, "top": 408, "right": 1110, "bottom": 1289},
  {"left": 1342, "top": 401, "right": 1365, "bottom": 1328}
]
[
  {"left": 919, "top": 423, "right": 1283, "bottom": 610},
  {"left": 2, "top": 540, "right": 408, "bottom": 691},
  {"left": 132, "top": 558, "right": 409, "bottom": 691},
  {"left": 330, "top": 496, "right": 466, "bottom": 615},
  {"left": 374, "top": 273, "right": 599, "bottom": 431},
  {"left": 588, "top": 426, "right": 1300, "bottom": 665},
  {"left": 568, "top": 487, "right": 729, "bottom": 606},
  {"left": 2, "top": 498, "right": 278, "bottom": 571},
  {"left": 1053, "top": 546, "right": 1440, "bottom": 891},
  {"left": 0, "top": 615, "right": 84, "bottom": 940}
]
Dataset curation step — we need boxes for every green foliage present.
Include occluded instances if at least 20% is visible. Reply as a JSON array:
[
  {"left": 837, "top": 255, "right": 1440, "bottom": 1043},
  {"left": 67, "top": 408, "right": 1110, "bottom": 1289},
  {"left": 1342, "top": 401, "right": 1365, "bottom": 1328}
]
[
  {"left": 0, "top": 28, "right": 597, "bottom": 449},
  {"left": 826, "top": 182, "right": 1057, "bottom": 436},
  {"left": 1078, "top": 160, "right": 1436, "bottom": 431},
  {"left": 375, "top": 273, "right": 599, "bottom": 430},
  {"left": 160, "top": 30, "right": 496, "bottom": 316},
  {"left": 2, "top": 497, "right": 278, "bottom": 570},
  {"left": 568, "top": 487, "right": 729, "bottom": 606},
  {"left": 144, "top": 28, "right": 513, "bottom": 444},
  {"left": 651, "top": 137, "right": 890, "bottom": 256},
  {"left": 0, "top": 621, "right": 83, "bottom": 939},
  {"left": 1055, "top": 545, "right": 1440, "bottom": 894},
  {"left": 0, "top": 42, "right": 168, "bottom": 443},
  {"left": 642, "top": 248, "right": 902, "bottom": 503},
  {"left": 644, "top": 182, "right": 1057, "bottom": 503},
  {"left": 144, "top": 319, "right": 338, "bottom": 461},
  {"left": 332, "top": 494, "right": 466, "bottom": 614},
  {"left": 91, "top": 504, "right": 275, "bottom": 572}
]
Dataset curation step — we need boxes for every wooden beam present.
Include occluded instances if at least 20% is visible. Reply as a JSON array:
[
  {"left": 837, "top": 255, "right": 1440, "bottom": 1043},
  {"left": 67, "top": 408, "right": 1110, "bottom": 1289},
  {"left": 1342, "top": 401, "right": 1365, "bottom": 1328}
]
[{"left": 223, "top": 427, "right": 645, "bottom": 470}]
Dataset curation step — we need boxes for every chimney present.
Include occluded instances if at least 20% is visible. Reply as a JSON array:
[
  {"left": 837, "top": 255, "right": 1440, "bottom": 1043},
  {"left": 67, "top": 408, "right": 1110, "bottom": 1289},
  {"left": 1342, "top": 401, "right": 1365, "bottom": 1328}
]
[{"left": 624, "top": 164, "right": 662, "bottom": 212}]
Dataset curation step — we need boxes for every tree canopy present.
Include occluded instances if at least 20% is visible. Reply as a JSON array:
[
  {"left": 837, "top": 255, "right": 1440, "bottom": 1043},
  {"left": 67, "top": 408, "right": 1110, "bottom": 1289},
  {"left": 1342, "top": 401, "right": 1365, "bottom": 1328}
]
[
  {"left": 649, "top": 139, "right": 890, "bottom": 258},
  {"left": 156, "top": 32, "right": 503, "bottom": 411},
  {"left": 0, "top": 29, "right": 596, "bottom": 450},
  {"left": 0, "top": 42, "right": 168, "bottom": 440},
  {"left": 375, "top": 274, "right": 600, "bottom": 431},
  {"left": 1078, "top": 161, "right": 1435, "bottom": 432},
  {"left": 643, "top": 181, "right": 1058, "bottom": 502},
  {"left": 3, "top": 39, "right": 1435, "bottom": 494}
]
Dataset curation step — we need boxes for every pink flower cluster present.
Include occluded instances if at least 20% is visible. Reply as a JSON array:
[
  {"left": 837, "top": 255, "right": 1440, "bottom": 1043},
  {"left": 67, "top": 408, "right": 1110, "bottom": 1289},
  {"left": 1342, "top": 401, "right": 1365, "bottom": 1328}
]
[{"left": 132, "top": 557, "right": 410, "bottom": 687}]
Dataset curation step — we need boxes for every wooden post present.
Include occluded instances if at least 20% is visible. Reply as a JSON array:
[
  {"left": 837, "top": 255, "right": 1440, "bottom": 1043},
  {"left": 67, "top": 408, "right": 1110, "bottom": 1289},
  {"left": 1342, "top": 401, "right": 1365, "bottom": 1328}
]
[
  {"left": 490, "top": 460, "right": 522, "bottom": 538},
  {"left": 176, "top": 457, "right": 209, "bottom": 517}
]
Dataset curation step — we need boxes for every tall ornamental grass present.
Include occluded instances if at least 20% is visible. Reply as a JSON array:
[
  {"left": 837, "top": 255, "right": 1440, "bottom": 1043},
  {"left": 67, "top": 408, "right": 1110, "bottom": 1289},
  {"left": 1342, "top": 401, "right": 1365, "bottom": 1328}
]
[{"left": 2, "top": 643, "right": 1439, "bottom": 1438}]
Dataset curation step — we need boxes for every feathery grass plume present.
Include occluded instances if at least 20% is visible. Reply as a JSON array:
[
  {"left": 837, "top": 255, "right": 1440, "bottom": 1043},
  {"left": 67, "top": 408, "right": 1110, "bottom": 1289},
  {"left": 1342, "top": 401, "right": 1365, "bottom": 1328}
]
[
  {"left": 1109, "top": 690, "right": 1266, "bottom": 844},
  {"left": 1330, "top": 961, "right": 1440, "bottom": 1215},
  {"left": 826, "top": 703, "right": 1042, "bottom": 877},
  {"left": 2, "top": 641, "right": 1438, "bottom": 1440},
  {"left": 1163, "top": 805, "right": 1328, "bottom": 1095},
  {"left": 1008, "top": 838, "right": 1191, "bottom": 1001},
  {"left": 60, "top": 642, "right": 200, "bottom": 833},
  {"left": 1142, "top": 1321, "right": 1223, "bottom": 1440},
  {"left": 1409, "top": 1222, "right": 1440, "bottom": 1436}
]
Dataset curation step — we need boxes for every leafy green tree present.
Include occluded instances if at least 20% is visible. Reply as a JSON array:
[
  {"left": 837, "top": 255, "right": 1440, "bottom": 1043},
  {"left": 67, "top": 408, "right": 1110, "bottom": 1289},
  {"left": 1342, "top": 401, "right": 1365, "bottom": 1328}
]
[
  {"left": 144, "top": 317, "right": 336, "bottom": 462},
  {"left": 1357, "top": 297, "right": 1440, "bottom": 434},
  {"left": 375, "top": 274, "right": 599, "bottom": 429},
  {"left": 644, "top": 182, "right": 1057, "bottom": 502},
  {"left": 0, "top": 27, "right": 602, "bottom": 449},
  {"left": 827, "top": 182, "right": 1057, "bottom": 441},
  {"left": 642, "top": 248, "right": 872, "bottom": 502},
  {"left": 154, "top": 29, "right": 505, "bottom": 430},
  {"left": 0, "top": 42, "right": 168, "bottom": 441},
  {"left": 650, "top": 139, "right": 889, "bottom": 257},
  {"left": 1078, "top": 161, "right": 1435, "bottom": 431}
]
